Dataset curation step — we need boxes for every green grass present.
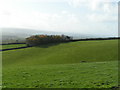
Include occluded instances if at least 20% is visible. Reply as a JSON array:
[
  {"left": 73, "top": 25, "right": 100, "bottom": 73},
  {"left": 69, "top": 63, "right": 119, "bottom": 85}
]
[
  {"left": 2, "top": 40, "right": 118, "bottom": 88},
  {"left": 1, "top": 44, "right": 26, "bottom": 50},
  {"left": 3, "top": 61, "right": 118, "bottom": 88},
  {"left": 3, "top": 40, "right": 118, "bottom": 66}
]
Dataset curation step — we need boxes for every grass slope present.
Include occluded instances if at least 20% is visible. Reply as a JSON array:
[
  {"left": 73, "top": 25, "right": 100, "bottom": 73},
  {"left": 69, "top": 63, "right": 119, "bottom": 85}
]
[
  {"left": 3, "top": 40, "right": 118, "bottom": 66},
  {"left": 3, "top": 40, "right": 118, "bottom": 88},
  {"left": 1, "top": 44, "right": 26, "bottom": 50}
]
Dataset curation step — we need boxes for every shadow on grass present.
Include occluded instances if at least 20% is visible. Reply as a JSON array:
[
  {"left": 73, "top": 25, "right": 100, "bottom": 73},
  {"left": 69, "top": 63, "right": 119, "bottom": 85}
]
[
  {"left": 35, "top": 41, "right": 71, "bottom": 48},
  {"left": 0, "top": 41, "right": 71, "bottom": 51}
]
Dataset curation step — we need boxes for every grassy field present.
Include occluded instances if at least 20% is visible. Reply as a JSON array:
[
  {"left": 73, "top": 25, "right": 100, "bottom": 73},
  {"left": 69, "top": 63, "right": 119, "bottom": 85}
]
[
  {"left": 2, "top": 40, "right": 118, "bottom": 88},
  {"left": 1, "top": 44, "right": 26, "bottom": 50},
  {"left": 3, "top": 61, "right": 118, "bottom": 88}
]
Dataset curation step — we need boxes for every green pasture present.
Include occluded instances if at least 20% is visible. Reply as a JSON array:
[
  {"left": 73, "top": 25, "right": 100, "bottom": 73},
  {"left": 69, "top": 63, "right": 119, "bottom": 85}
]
[
  {"left": 2, "top": 40, "right": 118, "bottom": 88},
  {"left": 1, "top": 44, "right": 26, "bottom": 50}
]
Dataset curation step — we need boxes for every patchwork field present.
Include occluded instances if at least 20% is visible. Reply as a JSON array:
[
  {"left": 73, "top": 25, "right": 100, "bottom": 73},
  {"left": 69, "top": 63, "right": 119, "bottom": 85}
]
[{"left": 2, "top": 40, "right": 118, "bottom": 88}]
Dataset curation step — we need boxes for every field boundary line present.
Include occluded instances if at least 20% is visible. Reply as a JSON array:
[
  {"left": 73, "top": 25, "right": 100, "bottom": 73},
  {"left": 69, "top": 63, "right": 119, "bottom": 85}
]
[{"left": 0, "top": 46, "right": 32, "bottom": 51}]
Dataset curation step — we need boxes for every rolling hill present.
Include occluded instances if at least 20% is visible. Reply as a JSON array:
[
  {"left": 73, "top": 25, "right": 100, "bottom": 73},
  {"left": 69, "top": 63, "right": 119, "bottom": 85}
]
[
  {"left": 2, "top": 39, "right": 118, "bottom": 88},
  {"left": 1, "top": 28, "right": 96, "bottom": 44},
  {"left": 3, "top": 40, "right": 118, "bottom": 66}
]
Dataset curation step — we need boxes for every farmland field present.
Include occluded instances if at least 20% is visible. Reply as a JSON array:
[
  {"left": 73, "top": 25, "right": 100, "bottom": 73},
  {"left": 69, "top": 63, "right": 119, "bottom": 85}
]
[
  {"left": 1, "top": 44, "right": 26, "bottom": 50},
  {"left": 2, "top": 40, "right": 118, "bottom": 88}
]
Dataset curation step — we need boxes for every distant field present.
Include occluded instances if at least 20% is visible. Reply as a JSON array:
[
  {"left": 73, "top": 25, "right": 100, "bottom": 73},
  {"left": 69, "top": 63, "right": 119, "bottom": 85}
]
[
  {"left": 2, "top": 40, "right": 118, "bottom": 88},
  {"left": 1, "top": 44, "right": 26, "bottom": 50}
]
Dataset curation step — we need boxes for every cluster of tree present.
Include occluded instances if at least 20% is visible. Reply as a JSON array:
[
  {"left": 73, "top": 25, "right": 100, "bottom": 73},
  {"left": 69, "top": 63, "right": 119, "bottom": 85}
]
[{"left": 26, "top": 34, "right": 73, "bottom": 46}]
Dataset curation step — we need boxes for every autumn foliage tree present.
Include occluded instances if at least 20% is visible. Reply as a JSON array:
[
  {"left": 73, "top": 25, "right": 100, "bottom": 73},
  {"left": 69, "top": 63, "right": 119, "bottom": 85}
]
[{"left": 26, "top": 34, "right": 72, "bottom": 46}]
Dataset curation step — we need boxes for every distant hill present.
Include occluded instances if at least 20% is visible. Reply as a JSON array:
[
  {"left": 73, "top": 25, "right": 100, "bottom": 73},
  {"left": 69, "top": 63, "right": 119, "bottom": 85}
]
[
  {"left": 1, "top": 28, "right": 96, "bottom": 44},
  {"left": 1, "top": 28, "right": 61, "bottom": 44}
]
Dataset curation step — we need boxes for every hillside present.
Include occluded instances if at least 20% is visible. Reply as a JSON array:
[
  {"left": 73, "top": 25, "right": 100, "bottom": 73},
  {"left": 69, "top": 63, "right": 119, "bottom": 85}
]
[
  {"left": 3, "top": 40, "right": 118, "bottom": 66},
  {"left": 2, "top": 40, "right": 118, "bottom": 88},
  {"left": 2, "top": 39, "right": 118, "bottom": 88}
]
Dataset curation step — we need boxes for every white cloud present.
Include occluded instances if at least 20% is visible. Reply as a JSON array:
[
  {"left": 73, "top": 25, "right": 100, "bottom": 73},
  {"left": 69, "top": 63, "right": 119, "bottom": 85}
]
[
  {"left": 67, "top": 0, "right": 118, "bottom": 12},
  {"left": 67, "top": 0, "right": 118, "bottom": 22},
  {"left": 88, "top": 13, "right": 117, "bottom": 22},
  {"left": 0, "top": 0, "right": 118, "bottom": 36},
  {"left": 0, "top": 9, "right": 81, "bottom": 32},
  {"left": 87, "top": 2, "right": 118, "bottom": 22}
]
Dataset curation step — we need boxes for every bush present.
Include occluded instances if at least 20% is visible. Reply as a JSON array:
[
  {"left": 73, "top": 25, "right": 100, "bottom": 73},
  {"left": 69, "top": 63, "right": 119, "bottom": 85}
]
[{"left": 26, "top": 34, "right": 72, "bottom": 46}]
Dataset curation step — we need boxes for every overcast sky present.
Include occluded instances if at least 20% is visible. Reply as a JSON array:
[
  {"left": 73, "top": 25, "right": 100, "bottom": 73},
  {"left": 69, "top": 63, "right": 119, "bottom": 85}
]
[{"left": 0, "top": 0, "right": 118, "bottom": 36}]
